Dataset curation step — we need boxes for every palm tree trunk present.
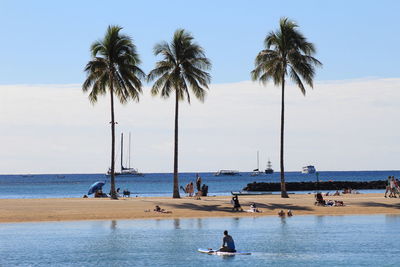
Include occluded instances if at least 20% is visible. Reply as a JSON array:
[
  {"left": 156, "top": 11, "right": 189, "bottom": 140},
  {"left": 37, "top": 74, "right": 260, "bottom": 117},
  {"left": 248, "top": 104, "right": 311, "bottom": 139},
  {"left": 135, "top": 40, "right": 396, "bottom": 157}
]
[
  {"left": 172, "top": 90, "right": 180, "bottom": 198},
  {"left": 280, "top": 76, "right": 289, "bottom": 198},
  {"left": 109, "top": 82, "right": 118, "bottom": 200}
]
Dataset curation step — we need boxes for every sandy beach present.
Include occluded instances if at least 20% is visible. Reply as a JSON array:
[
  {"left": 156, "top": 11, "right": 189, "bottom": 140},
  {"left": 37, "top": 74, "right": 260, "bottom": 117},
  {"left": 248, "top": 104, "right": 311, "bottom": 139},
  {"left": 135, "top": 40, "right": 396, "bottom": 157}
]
[{"left": 1, "top": 193, "right": 399, "bottom": 223}]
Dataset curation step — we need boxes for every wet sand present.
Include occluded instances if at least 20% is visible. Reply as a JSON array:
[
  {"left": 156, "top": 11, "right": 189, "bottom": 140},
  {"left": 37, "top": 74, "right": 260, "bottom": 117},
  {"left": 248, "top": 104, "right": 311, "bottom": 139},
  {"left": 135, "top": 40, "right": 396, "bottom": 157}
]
[{"left": 1, "top": 193, "right": 399, "bottom": 223}]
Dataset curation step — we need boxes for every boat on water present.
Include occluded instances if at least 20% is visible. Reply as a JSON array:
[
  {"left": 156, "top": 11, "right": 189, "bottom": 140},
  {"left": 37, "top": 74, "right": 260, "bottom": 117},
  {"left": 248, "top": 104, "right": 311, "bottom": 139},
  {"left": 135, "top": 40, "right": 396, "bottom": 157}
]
[
  {"left": 265, "top": 159, "right": 274, "bottom": 174},
  {"left": 107, "top": 132, "right": 144, "bottom": 177},
  {"left": 251, "top": 151, "right": 262, "bottom": 176},
  {"left": 214, "top": 170, "right": 240, "bottom": 176},
  {"left": 301, "top": 165, "right": 316, "bottom": 174}
]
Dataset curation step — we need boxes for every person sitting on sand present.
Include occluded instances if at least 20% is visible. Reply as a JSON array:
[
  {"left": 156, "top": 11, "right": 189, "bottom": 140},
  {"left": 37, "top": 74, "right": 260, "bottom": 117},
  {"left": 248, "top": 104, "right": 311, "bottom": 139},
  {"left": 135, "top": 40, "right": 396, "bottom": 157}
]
[
  {"left": 154, "top": 205, "right": 172, "bottom": 213},
  {"left": 326, "top": 200, "right": 334, "bottom": 206},
  {"left": 315, "top": 193, "right": 326, "bottom": 206},
  {"left": 334, "top": 200, "right": 344, "bottom": 206},
  {"left": 250, "top": 203, "right": 260, "bottom": 212},
  {"left": 232, "top": 196, "right": 243, "bottom": 211},
  {"left": 278, "top": 210, "right": 285, "bottom": 216},
  {"left": 287, "top": 210, "right": 293, "bottom": 216},
  {"left": 123, "top": 189, "right": 130, "bottom": 197},
  {"left": 219, "top": 230, "right": 236, "bottom": 253},
  {"left": 333, "top": 190, "right": 340, "bottom": 196},
  {"left": 246, "top": 203, "right": 261, "bottom": 213}
]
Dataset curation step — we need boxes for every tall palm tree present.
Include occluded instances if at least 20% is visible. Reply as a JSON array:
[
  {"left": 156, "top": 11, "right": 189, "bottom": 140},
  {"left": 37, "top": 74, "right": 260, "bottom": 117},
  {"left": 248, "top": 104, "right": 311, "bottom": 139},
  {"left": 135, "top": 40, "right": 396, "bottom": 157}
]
[
  {"left": 82, "top": 25, "right": 145, "bottom": 199},
  {"left": 251, "top": 17, "right": 322, "bottom": 198},
  {"left": 148, "top": 29, "right": 211, "bottom": 198}
]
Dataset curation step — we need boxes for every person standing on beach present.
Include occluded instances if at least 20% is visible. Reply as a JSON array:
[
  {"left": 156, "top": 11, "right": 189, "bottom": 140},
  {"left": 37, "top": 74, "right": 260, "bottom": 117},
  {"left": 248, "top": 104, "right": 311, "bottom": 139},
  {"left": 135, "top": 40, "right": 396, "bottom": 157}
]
[
  {"left": 390, "top": 176, "right": 397, "bottom": 198},
  {"left": 189, "top": 182, "right": 194, "bottom": 197},
  {"left": 385, "top": 176, "right": 392, "bottom": 198},
  {"left": 196, "top": 174, "right": 202, "bottom": 192},
  {"left": 185, "top": 183, "right": 190, "bottom": 197}
]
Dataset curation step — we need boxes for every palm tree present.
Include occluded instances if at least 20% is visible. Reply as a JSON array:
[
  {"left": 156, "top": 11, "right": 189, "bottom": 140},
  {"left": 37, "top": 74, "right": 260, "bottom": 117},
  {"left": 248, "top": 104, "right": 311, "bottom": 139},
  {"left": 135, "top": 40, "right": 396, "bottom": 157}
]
[
  {"left": 82, "top": 25, "right": 145, "bottom": 199},
  {"left": 251, "top": 17, "right": 322, "bottom": 198},
  {"left": 148, "top": 29, "right": 211, "bottom": 198}
]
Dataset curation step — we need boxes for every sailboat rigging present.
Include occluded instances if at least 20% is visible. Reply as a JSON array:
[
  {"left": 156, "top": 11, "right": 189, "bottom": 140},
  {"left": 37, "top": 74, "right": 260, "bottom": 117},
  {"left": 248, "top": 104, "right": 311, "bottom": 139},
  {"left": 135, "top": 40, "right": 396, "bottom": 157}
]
[
  {"left": 251, "top": 151, "right": 262, "bottom": 176},
  {"left": 107, "top": 132, "right": 144, "bottom": 177}
]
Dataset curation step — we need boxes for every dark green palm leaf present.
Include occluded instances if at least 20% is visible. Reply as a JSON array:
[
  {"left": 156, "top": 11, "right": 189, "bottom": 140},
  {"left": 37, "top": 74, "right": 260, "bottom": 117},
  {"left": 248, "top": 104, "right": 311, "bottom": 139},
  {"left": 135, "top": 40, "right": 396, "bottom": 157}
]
[
  {"left": 148, "top": 29, "right": 211, "bottom": 198},
  {"left": 251, "top": 17, "right": 322, "bottom": 198},
  {"left": 82, "top": 25, "right": 145, "bottom": 199}
]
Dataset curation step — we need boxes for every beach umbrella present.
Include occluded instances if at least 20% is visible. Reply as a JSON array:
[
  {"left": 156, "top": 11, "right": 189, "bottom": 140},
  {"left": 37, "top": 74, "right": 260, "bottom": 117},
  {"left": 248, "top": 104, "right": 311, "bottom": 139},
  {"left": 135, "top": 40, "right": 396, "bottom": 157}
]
[{"left": 88, "top": 181, "right": 105, "bottom": 195}]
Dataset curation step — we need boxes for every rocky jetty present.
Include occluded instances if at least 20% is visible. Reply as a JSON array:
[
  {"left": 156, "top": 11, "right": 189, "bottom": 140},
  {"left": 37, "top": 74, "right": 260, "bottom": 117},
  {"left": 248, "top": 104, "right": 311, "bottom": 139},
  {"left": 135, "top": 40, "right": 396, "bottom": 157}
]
[{"left": 243, "top": 180, "right": 386, "bottom": 192}]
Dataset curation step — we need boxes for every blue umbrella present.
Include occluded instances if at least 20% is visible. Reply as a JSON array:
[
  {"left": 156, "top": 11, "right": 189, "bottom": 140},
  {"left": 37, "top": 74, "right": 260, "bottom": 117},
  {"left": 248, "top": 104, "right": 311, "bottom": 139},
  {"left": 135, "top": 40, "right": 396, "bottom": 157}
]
[{"left": 88, "top": 181, "right": 105, "bottom": 195}]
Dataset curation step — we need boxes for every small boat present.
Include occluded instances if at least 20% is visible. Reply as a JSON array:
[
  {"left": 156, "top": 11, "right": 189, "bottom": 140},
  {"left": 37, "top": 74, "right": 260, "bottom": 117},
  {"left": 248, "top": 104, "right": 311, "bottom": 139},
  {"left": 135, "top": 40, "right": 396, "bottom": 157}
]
[
  {"left": 251, "top": 151, "right": 262, "bottom": 176},
  {"left": 301, "top": 165, "right": 316, "bottom": 174},
  {"left": 107, "top": 132, "right": 144, "bottom": 177},
  {"left": 265, "top": 159, "right": 274, "bottom": 174},
  {"left": 214, "top": 170, "right": 240, "bottom": 176}
]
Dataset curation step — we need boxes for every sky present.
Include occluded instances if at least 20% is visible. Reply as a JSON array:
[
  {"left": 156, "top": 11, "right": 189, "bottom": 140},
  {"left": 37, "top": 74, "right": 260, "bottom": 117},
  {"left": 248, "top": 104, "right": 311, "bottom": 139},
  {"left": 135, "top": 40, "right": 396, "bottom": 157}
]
[{"left": 0, "top": 0, "right": 400, "bottom": 173}]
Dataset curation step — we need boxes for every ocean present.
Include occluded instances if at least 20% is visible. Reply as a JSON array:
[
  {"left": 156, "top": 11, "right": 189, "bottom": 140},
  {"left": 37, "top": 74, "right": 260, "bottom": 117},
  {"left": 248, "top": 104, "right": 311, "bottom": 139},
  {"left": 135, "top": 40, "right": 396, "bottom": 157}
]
[
  {"left": 1, "top": 215, "right": 399, "bottom": 266},
  {"left": 0, "top": 170, "right": 397, "bottom": 199}
]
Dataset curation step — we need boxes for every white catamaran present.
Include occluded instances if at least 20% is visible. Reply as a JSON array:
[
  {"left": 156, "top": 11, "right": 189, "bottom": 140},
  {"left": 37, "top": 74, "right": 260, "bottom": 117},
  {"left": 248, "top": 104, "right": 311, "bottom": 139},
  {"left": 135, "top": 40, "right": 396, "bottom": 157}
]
[{"left": 107, "top": 132, "right": 144, "bottom": 177}]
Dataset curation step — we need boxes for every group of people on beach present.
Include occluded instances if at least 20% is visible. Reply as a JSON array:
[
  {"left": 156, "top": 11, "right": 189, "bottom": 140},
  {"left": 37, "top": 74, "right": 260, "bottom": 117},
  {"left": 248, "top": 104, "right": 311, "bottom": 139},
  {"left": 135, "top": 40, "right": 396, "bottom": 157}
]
[
  {"left": 315, "top": 192, "right": 345, "bottom": 206},
  {"left": 385, "top": 176, "right": 400, "bottom": 198},
  {"left": 182, "top": 174, "right": 208, "bottom": 198}
]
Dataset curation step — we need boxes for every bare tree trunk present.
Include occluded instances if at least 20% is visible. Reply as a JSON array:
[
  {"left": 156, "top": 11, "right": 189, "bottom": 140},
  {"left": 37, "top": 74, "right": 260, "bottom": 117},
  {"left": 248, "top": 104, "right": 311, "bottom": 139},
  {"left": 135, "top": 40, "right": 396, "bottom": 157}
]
[
  {"left": 109, "top": 82, "right": 118, "bottom": 200},
  {"left": 280, "top": 76, "right": 289, "bottom": 198},
  {"left": 172, "top": 90, "right": 180, "bottom": 198}
]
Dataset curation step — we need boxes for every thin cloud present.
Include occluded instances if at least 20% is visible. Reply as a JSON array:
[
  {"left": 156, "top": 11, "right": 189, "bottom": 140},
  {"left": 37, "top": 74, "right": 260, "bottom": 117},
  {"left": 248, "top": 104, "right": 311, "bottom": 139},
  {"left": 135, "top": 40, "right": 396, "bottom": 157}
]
[{"left": 0, "top": 77, "right": 399, "bottom": 174}]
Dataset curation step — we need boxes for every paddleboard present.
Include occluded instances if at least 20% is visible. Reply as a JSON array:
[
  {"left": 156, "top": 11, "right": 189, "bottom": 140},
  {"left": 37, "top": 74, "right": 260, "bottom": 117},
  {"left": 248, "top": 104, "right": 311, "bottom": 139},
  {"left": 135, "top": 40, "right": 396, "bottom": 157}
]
[{"left": 198, "top": 248, "right": 251, "bottom": 256}]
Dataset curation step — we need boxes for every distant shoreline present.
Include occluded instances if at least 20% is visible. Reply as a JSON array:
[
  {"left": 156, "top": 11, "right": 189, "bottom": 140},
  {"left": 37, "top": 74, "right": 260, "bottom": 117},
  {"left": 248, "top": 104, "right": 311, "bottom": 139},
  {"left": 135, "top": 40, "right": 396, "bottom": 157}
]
[
  {"left": 1, "top": 193, "right": 399, "bottom": 224},
  {"left": 2, "top": 170, "right": 400, "bottom": 176}
]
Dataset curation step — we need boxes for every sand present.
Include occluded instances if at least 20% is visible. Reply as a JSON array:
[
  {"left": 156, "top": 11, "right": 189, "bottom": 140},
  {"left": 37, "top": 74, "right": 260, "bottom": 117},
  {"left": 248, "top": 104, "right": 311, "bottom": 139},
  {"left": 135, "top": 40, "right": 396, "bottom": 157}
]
[{"left": 0, "top": 193, "right": 399, "bottom": 223}]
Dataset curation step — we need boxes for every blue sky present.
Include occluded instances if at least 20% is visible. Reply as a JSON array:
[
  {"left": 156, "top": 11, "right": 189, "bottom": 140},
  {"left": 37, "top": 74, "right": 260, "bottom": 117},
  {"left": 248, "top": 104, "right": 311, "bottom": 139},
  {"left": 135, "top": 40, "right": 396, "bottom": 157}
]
[
  {"left": 1, "top": 0, "right": 400, "bottom": 84},
  {"left": 1, "top": 1, "right": 400, "bottom": 173}
]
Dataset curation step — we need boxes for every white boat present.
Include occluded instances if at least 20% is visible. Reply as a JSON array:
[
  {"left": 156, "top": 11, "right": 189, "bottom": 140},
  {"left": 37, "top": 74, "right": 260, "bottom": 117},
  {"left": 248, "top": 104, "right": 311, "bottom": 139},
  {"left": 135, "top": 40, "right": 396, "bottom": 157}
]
[
  {"left": 251, "top": 151, "right": 262, "bottom": 176},
  {"left": 107, "top": 132, "right": 144, "bottom": 177},
  {"left": 214, "top": 170, "right": 240, "bottom": 176},
  {"left": 301, "top": 165, "right": 316, "bottom": 174}
]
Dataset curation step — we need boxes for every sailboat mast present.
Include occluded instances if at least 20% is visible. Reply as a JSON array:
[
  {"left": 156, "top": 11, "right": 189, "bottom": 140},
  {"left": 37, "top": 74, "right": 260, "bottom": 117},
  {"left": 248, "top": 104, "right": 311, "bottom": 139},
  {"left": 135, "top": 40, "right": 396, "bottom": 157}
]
[
  {"left": 129, "top": 132, "right": 131, "bottom": 169},
  {"left": 121, "top": 133, "right": 124, "bottom": 171},
  {"left": 257, "top": 150, "right": 259, "bottom": 170}
]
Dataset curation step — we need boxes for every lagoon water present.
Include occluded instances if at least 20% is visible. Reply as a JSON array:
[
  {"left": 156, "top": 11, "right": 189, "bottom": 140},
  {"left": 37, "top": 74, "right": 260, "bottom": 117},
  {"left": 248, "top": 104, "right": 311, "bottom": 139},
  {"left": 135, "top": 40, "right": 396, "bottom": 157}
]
[
  {"left": 1, "top": 215, "right": 399, "bottom": 266},
  {"left": 0, "top": 170, "right": 396, "bottom": 199}
]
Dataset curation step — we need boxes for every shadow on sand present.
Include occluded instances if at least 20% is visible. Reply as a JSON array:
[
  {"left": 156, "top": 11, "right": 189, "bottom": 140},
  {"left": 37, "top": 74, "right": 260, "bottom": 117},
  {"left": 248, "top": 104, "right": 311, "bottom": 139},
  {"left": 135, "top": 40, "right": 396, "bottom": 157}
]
[
  {"left": 157, "top": 201, "right": 313, "bottom": 213},
  {"left": 358, "top": 201, "right": 400, "bottom": 209}
]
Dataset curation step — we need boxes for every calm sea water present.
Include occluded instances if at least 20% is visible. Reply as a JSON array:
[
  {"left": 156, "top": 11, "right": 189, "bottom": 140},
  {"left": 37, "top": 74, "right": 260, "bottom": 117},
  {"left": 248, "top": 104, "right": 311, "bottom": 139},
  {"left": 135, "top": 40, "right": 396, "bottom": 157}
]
[
  {"left": 0, "top": 171, "right": 398, "bottom": 199},
  {"left": 0, "top": 215, "right": 399, "bottom": 266}
]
